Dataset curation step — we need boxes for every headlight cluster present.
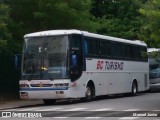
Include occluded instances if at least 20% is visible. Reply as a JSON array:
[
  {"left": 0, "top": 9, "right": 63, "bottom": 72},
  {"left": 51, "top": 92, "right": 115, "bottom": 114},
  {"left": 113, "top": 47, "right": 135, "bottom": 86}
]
[
  {"left": 20, "top": 84, "right": 30, "bottom": 88},
  {"left": 54, "top": 83, "right": 69, "bottom": 87}
]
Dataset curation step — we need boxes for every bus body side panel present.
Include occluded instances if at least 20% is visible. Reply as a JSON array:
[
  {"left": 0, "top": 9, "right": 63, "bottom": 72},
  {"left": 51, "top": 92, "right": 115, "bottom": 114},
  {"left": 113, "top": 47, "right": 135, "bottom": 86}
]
[{"left": 84, "top": 58, "right": 149, "bottom": 96}]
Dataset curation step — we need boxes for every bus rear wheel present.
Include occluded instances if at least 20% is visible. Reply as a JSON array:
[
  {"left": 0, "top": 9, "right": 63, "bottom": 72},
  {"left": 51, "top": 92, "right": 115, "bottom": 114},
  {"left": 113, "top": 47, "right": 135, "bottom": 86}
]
[
  {"left": 131, "top": 81, "right": 138, "bottom": 95},
  {"left": 43, "top": 99, "right": 56, "bottom": 105}
]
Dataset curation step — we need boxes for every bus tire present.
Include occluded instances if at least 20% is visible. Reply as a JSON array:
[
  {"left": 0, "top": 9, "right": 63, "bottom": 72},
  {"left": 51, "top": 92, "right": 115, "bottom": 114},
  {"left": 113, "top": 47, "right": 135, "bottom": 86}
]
[
  {"left": 84, "top": 83, "right": 95, "bottom": 102},
  {"left": 85, "top": 86, "right": 92, "bottom": 102},
  {"left": 43, "top": 99, "right": 56, "bottom": 105},
  {"left": 131, "top": 81, "right": 138, "bottom": 96}
]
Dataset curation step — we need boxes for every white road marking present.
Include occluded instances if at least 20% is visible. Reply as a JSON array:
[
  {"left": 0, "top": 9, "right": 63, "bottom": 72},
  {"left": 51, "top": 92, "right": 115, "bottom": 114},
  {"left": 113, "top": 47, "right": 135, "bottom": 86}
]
[
  {"left": 85, "top": 117, "right": 102, "bottom": 119},
  {"left": 18, "top": 107, "right": 45, "bottom": 111},
  {"left": 2, "top": 109, "right": 18, "bottom": 111},
  {"left": 54, "top": 117, "right": 68, "bottom": 119},
  {"left": 152, "top": 110, "right": 160, "bottom": 111},
  {"left": 91, "top": 108, "right": 112, "bottom": 111},
  {"left": 119, "top": 117, "right": 139, "bottom": 120},
  {"left": 123, "top": 109, "right": 140, "bottom": 111},
  {"left": 37, "top": 108, "right": 62, "bottom": 111},
  {"left": 63, "top": 108, "right": 87, "bottom": 111}
]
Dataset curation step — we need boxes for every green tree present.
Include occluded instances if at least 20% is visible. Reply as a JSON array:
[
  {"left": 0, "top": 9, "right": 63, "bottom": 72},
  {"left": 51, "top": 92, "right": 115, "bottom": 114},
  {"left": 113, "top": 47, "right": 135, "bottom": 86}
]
[
  {"left": 0, "top": 1, "right": 21, "bottom": 54},
  {"left": 91, "top": 0, "right": 143, "bottom": 40},
  {"left": 0, "top": 2, "right": 20, "bottom": 99},
  {"left": 0, "top": 3, "right": 10, "bottom": 54},
  {"left": 8, "top": 0, "right": 98, "bottom": 33},
  {"left": 139, "top": 0, "right": 160, "bottom": 47}
]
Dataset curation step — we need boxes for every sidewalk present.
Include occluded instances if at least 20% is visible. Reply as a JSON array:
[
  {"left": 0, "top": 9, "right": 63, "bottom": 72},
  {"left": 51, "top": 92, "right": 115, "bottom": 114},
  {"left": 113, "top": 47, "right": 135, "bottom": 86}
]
[{"left": 0, "top": 99, "right": 43, "bottom": 110}]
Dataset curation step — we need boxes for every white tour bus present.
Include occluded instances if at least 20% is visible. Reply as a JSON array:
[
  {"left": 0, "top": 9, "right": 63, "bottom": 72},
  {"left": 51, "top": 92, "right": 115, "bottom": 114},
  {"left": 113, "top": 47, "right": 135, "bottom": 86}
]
[
  {"left": 148, "top": 48, "right": 160, "bottom": 84},
  {"left": 19, "top": 30, "right": 149, "bottom": 104}
]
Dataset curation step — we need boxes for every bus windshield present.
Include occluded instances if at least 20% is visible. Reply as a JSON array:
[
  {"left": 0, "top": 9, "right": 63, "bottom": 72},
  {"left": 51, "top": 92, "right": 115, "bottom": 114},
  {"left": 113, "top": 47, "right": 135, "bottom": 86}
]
[{"left": 22, "top": 35, "right": 68, "bottom": 80}]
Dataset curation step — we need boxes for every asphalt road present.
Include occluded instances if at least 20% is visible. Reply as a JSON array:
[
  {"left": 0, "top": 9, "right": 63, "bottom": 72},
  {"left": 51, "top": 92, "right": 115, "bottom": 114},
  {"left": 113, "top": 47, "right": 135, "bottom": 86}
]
[{"left": 1, "top": 88, "right": 160, "bottom": 120}]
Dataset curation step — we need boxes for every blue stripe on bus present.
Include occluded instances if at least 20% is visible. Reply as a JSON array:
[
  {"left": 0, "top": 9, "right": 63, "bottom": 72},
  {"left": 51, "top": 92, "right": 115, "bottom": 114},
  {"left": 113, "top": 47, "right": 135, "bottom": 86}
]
[{"left": 20, "top": 87, "right": 68, "bottom": 91}]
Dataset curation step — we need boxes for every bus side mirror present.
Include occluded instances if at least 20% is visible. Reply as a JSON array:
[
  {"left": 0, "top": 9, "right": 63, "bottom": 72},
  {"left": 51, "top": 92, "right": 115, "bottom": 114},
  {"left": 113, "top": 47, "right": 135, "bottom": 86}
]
[{"left": 15, "top": 54, "right": 22, "bottom": 69}]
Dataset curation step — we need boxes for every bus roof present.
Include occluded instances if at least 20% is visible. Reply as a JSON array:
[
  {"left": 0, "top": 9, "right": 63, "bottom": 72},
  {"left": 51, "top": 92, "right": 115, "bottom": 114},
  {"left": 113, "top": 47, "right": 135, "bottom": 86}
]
[
  {"left": 148, "top": 48, "right": 160, "bottom": 53},
  {"left": 82, "top": 31, "right": 146, "bottom": 46},
  {"left": 24, "top": 30, "right": 82, "bottom": 37},
  {"left": 24, "top": 29, "right": 147, "bottom": 46}
]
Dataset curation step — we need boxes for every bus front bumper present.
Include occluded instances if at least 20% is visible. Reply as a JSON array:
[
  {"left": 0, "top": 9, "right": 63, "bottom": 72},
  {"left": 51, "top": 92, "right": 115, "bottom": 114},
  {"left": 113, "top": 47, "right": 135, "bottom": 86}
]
[
  {"left": 19, "top": 87, "right": 85, "bottom": 99},
  {"left": 20, "top": 90, "right": 70, "bottom": 99}
]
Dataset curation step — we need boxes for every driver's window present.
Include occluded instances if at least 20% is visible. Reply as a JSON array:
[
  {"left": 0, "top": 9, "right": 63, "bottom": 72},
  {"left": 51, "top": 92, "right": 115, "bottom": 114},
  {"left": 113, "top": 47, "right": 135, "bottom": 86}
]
[
  {"left": 70, "top": 34, "right": 83, "bottom": 66},
  {"left": 69, "top": 34, "right": 83, "bottom": 81},
  {"left": 70, "top": 34, "right": 82, "bottom": 53}
]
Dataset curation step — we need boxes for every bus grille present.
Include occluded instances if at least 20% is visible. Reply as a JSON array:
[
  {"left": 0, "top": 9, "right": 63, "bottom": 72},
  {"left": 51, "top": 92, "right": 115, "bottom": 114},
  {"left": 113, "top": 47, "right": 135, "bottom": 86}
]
[{"left": 30, "top": 84, "right": 53, "bottom": 87}]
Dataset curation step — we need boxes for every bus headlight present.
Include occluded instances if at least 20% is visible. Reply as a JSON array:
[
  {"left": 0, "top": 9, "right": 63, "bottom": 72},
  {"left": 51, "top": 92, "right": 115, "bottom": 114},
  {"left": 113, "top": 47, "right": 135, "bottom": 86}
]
[
  {"left": 54, "top": 83, "right": 69, "bottom": 87},
  {"left": 20, "top": 84, "right": 30, "bottom": 88}
]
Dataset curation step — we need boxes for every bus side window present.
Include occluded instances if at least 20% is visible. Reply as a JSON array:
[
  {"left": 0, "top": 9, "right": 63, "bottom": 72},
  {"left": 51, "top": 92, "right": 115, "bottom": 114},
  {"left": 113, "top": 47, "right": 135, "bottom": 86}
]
[
  {"left": 111, "top": 42, "right": 122, "bottom": 59},
  {"left": 141, "top": 47, "right": 148, "bottom": 61},
  {"left": 100, "top": 41, "right": 111, "bottom": 58},
  {"left": 85, "top": 37, "right": 99, "bottom": 57},
  {"left": 134, "top": 46, "right": 141, "bottom": 60},
  {"left": 70, "top": 35, "right": 82, "bottom": 53}
]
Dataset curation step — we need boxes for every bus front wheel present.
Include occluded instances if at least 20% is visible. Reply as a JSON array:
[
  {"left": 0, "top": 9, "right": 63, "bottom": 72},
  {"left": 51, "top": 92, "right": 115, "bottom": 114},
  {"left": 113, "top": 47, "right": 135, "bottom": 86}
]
[
  {"left": 86, "top": 86, "right": 92, "bottom": 101},
  {"left": 84, "top": 85, "right": 95, "bottom": 102}
]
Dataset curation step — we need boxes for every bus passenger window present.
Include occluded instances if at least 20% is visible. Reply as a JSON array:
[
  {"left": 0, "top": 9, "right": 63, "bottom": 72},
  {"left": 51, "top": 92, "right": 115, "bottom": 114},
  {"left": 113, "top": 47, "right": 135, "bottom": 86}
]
[
  {"left": 85, "top": 37, "right": 99, "bottom": 56},
  {"left": 100, "top": 41, "right": 111, "bottom": 57}
]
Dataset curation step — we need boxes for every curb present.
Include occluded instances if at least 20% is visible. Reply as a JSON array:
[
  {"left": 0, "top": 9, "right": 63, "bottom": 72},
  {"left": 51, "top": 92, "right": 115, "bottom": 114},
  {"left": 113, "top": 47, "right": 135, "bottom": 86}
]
[{"left": 0, "top": 100, "right": 43, "bottom": 110}]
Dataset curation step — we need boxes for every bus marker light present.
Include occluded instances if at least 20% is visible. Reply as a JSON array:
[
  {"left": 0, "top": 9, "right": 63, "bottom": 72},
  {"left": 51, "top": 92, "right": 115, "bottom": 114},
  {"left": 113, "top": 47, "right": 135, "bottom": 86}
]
[
  {"left": 71, "top": 82, "right": 77, "bottom": 87},
  {"left": 20, "top": 84, "right": 29, "bottom": 88}
]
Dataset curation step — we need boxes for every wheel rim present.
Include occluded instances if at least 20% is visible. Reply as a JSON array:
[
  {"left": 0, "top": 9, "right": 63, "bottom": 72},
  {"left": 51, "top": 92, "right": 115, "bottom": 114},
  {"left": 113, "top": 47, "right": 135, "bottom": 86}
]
[
  {"left": 133, "top": 84, "right": 137, "bottom": 94},
  {"left": 86, "top": 87, "right": 92, "bottom": 100}
]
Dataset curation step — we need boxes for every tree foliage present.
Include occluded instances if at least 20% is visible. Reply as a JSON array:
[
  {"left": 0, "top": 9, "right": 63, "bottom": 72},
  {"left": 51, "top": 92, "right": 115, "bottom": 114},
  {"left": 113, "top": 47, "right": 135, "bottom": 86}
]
[
  {"left": 0, "top": 2, "right": 20, "bottom": 98},
  {"left": 0, "top": 3, "right": 10, "bottom": 54},
  {"left": 91, "top": 0, "right": 143, "bottom": 40},
  {"left": 139, "top": 0, "right": 160, "bottom": 47},
  {"left": 8, "top": 0, "right": 98, "bottom": 33}
]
